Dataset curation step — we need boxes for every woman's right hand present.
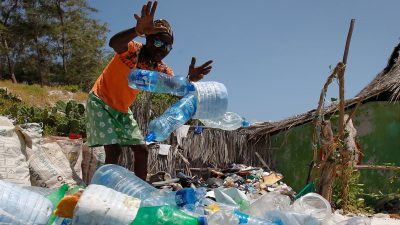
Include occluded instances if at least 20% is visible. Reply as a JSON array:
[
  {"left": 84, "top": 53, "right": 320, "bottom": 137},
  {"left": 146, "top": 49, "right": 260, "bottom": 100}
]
[{"left": 134, "top": 1, "right": 168, "bottom": 36}]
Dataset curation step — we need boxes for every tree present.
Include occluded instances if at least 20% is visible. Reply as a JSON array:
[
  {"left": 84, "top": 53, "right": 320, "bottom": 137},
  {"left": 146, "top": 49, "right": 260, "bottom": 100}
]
[{"left": 0, "top": 0, "right": 21, "bottom": 83}]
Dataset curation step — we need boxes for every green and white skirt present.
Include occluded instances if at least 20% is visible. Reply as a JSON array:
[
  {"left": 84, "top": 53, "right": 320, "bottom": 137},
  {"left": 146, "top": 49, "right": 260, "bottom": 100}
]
[{"left": 85, "top": 92, "right": 145, "bottom": 147}]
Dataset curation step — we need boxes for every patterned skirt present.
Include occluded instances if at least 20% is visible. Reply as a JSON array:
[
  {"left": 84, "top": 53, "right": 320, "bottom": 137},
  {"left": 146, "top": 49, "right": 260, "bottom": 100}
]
[{"left": 85, "top": 92, "right": 144, "bottom": 147}]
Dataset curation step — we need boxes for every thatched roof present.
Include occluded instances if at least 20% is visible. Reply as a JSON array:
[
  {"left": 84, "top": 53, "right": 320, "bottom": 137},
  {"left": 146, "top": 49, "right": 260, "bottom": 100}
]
[{"left": 242, "top": 42, "right": 400, "bottom": 138}]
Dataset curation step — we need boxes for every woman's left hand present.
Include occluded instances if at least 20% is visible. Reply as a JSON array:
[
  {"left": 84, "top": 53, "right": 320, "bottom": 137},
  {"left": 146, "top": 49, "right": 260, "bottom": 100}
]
[{"left": 187, "top": 57, "right": 213, "bottom": 82}]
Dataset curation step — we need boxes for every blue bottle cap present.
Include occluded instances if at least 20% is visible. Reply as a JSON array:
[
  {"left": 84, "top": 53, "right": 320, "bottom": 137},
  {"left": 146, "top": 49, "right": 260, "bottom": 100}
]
[
  {"left": 187, "top": 83, "right": 195, "bottom": 92},
  {"left": 198, "top": 216, "right": 208, "bottom": 225},
  {"left": 145, "top": 132, "right": 156, "bottom": 142},
  {"left": 175, "top": 188, "right": 197, "bottom": 207},
  {"left": 234, "top": 210, "right": 249, "bottom": 224},
  {"left": 194, "top": 126, "right": 203, "bottom": 134}
]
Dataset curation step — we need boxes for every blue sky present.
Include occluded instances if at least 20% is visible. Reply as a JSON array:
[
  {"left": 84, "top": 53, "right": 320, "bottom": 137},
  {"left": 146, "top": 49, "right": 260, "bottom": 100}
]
[{"left": 88, "top": 0, "right": 399, "bottom": 122}]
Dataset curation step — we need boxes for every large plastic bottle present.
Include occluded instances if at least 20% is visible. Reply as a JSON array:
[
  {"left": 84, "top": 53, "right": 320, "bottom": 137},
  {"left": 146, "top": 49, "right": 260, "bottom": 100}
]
[
  {"left": 262, "top": 210, "right": 319, "bottom": 225},
  {"left": 191, "top": 81, "right": 228, "bottom": 119},
  {"left": 0, "top": 180, "right": 53, "bottom": 225},
  {"left": 200, "top": 112, "right": 250, "bottom": 131},
  {"left": 128, "top": 69, "right": 195, "bottom": 96},
  {"left": 145, "top": 94, "right": 197, "bottom": 142},
  {"left": 91, "top": 164, "right": 205, "bottom": 207},
  {"left": 245, "top": 192, "right": 291, "bottom": 218},
  {"left": 207, "top": 210, "right": 279, "bottom": 225},
  {"left": 131, "top": 205, "right": 207, "bottom": 225},
  {"left": 291, "top": 193, "right": 332, "bottom": 222},
  {"left": 73, "top": 184, "right": 141, "bottom": 225}
]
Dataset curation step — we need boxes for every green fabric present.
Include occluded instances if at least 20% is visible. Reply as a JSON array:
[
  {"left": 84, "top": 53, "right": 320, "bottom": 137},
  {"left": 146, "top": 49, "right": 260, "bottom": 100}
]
[{"left": 86, "top": 92, "right": 145, "bottom": 147}]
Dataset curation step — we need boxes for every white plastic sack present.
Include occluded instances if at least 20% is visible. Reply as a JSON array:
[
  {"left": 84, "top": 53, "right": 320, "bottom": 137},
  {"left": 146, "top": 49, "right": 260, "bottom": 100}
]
[
  {"left": 45, "top": 136, "right": 83, "bottom": 178},
  {"left": 27, "top": 141, "right": 76, "bottom": 188},
  {"left": 0, "top": 116, "right": 30, "bottom": 186}
]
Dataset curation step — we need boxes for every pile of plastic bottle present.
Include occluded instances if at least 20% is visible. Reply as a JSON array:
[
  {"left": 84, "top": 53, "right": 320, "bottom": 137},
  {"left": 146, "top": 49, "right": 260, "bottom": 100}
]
[
  {"left": 0, "top": 164, "right": 372, "bottom": 225},
  {"left": 128, "top": 69, "right": 250, "bottom": 142}
]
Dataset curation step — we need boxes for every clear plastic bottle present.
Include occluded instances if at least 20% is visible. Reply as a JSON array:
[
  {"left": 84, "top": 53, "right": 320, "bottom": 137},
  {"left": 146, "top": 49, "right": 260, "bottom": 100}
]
[
  {"left": 291, "top": 193, "right": 332, "bottom": 222},
  {"left": 245, "top": 192, "right": 291, "bottom": 218},
  {"left": 73, "top": 184, "right": 141, "bottom": 225},
  {"left": 200, "top": 112, "right": 250, "bottom": 130},
  {"left": 145, "top": 94, "right": 197, "bottom": 142},
  {"left": 131, "top": 205, "right": 207, "bottom": 225},
  {"left": 192, "top": 81, "right": 228, "bottom": 119},
  {"left": 0, "top": 180, "right": 53, "bottom": 225},
  {"left": 207, "top": 210, "right": 279, "bottom": 225},
  {"left": 128, "top": 69, "right": 195, "bottom": 96},
  {"left": 91, "top": 164, "right": 206, "bottom": 207},
  {"left": 262, "top": 210, "right": 319, "bottom": 225}
]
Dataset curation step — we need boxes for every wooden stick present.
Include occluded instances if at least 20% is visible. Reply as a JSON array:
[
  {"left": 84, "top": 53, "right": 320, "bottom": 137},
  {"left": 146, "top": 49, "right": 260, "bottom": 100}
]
[
  {"left": 355, "top": 165, "right": 400, "bottom": 171},
  {"left": 255, "top": 151, "right": 271, "bottom": 171},
  {"left": 338, "top": 19, "right": 355, "bottom": 143}
]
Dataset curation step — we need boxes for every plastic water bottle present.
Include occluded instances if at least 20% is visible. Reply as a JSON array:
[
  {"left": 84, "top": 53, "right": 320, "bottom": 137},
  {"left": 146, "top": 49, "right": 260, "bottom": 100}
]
[
  {"left": 207, "top": 210, "right": 279, "bottom": 225},
  {"left": 200, "top": 112, "right": 250, "bottom": 131},
  {"left": 73, "top": 184, "right": 141, "bottom": 225},
  {"left": 192, "top": 81, "right": 228, "bottom": 119},
  {"left": 128, "top": 69, "right": 195, "bottom": 96},
  {"left": 91, "top": 164, "right": 206, "bottom": 207},
  {"left": 145, "top": 94, "right": 197, "bottom": 142},
  {"left": 131, "top": 205, "right": 207, "bottom": 225},
  {"left": 0, "top": 180, "right": 53, "bottom": 225},
  {"left": 245, "top": 192, "right": 291, "bottom": 218},
  {"left": 262, "top": 210, "right": 319, "bottom": 225},
  {"left": 291, "top": 193, "right": 332, "bottom": 222}
]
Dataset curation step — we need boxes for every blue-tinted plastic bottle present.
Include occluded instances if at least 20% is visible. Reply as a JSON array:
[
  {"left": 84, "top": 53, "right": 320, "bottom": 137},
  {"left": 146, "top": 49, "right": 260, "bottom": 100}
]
[
  {"left": 91, "top": 164, "right": 205, "bottom": 207},
  {"left": 145, "top": 94, "right": 197, "bottom": 142},
  {"left": 128, "top": 69, "right": 195, "bottom": 96}
]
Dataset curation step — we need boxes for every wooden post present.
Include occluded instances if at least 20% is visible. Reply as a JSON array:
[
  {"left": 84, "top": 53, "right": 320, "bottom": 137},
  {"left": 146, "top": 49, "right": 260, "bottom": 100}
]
[{"left": 338, "top": 19, "right": 355, "bottom": 211}]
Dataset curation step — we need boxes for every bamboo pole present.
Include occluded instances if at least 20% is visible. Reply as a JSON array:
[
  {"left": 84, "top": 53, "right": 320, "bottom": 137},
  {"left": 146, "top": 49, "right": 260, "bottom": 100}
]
[
  {"left": 355, "top": 165, "right": 400, "bottom": 171},
  {"left": 338, "top": 19, "right": 355, "bottom": 212}
]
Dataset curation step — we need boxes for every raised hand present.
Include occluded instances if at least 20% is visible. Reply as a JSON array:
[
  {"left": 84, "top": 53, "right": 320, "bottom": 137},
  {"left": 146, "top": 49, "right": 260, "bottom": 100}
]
[
  {"left": 134, "top": 1, "right": 167, "bottom": 36},
  {"left": 187, "top": 57, "right": 213, "bottom": 82}
]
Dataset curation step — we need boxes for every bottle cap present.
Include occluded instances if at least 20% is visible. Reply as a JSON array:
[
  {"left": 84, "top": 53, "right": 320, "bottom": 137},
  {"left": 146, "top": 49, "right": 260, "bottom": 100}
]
[
  {"left": 198, "top": 216, "right": 208, "bottom": 225},
  {"left": 145, "top": 132, "right": 156, "bottom": 142},
  {"left": 175, "top": 188, "right": 197, "bottom": 207},
  {"left": 187, "top": 83, "right": 195, "bottom": 92},
  {"left": 241, "top": 120, "right": 250, "bottom": 127},
  {"left": 234, "top": 210, "right": 249, "bottom": 224}
]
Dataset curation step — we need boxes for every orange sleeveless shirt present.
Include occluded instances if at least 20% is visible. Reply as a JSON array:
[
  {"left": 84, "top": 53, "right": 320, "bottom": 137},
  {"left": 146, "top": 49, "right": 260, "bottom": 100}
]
[{"left": 92, "top": 41, "right": 174, "bottom": 113}]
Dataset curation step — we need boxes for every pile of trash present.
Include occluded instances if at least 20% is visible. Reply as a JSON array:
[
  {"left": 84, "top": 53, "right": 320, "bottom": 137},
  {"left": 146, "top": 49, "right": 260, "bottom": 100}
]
[
  {"left": 1, "top": 163, "right": 373, "bottom": 225},
  {"left": 0, "top": 116, "right": 377, "bottom": 224}
]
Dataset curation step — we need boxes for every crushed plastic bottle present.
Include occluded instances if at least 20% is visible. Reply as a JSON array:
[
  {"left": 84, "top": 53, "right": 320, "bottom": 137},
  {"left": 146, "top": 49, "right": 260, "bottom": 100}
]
[
  {"left": 200, "top": 112, "right": 250, "bottom": 131},
  {"left": 91, "top": 164, "right": 206, "bottom": 207},
  {"left": 245, "top": 192, "right": 291, "bottom": 218},
  {"left": 128, "top": 69, "right": 195, "bottom": 96},
  {"left": 291, "top": 193, "right": 332, "bottom": 222},
  {"left": 73, "top": 184, "right": 141, "bottom": 225},
  {"left": 0, "top": 180, "right": 53, "bottom": 225},
  {"left": 145, "top": 94, "right": 197, "bottom": 142},
  {"left": 131, "top": 205, "right": 207, "bottom": 225},
  {"left": 263, "top": 210, "right": 319, "bottom": 225},
  {"left": 207, "top": 210, "right": 278, "bottom": 225}
]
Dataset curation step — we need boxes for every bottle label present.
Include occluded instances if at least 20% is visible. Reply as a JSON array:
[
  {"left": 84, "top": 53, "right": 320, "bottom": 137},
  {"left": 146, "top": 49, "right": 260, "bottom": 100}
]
[{"left": 132, "top": 69, "right": 157, "bottom": 91}]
